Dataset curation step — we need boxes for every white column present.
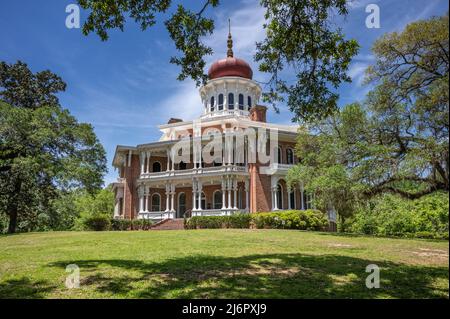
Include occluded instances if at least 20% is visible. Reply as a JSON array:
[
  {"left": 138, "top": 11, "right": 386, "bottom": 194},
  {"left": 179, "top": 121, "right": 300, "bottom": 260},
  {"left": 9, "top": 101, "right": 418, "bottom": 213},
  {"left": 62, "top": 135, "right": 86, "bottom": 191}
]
[
  {"left": 274, "top": 187, "right": 279, "bottom": 210},
  {"left": 300, "top": 184, "right": 305, "bottom": 210},
  {"left": 139, "top": 194, "right": 144, "bottom": 213},
  {"left": 221, "top": 178, "right": 227, "bottom": 210},
  {"left": 165, "top": 184, "right": 170, "bottom": 212},
  {"left": 192, "top": 179, "right": 197, "bottom": 211},
  {"left": 170, "top": 184, "right": 175, "bottom": 213},
  {"left": 140, "top": 152, "right": 145, "bottom": 174},
  {"left": 166, "top": 148, "right": 170, "bottom": 171},
  {"left": 227, "top": 178, "right": 232, "bottom": 210},
  {"left": 288, "top": 189, "right": 292, "bottom": 210},
  {"left": 146, "top": 151, "right": 151, "bottom": 173},
  {"left": 197, "top": 180, "right": 203, "bottom": 211},
  {"left": 233, "top": 179, "right": 237, "bottom": 209},
  {"left": 245, "top": 179, "right": 249, "bottom": 212}
]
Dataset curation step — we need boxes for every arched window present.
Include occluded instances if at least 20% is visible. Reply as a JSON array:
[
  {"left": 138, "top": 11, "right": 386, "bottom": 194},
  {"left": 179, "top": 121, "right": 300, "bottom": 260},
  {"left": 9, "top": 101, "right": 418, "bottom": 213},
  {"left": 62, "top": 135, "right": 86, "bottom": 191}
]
[
  {"left": 201, "top": 192, "right": 206, "bottom": 210},
  {"left": 247, "top": 96, "right": 252, "bottom": 110},
  {"left": 228, "top": 93, "right": 234, "bottom": 110},
  {"left": 210, "top": 96, "right": 215, "bottom": 112},
  {"left": 289, "top": 190, "right": 296, "bottom": 209},
  {"left": 178, "top": 193, "right": 186, "bottom": 217},
  {"left": 277, "top": 184, "right": 283, "bottom": 210},
  {"left": 218, "top": 94, "right": 224, "bottom": 110},
  {"left": 213, "top": 191, "right": 222, "bottom": 209},
  {"left": 152, "top": 162, "right": 161, "bottom": 172},
  {"left": 286, "top": 149, "right": 294, "bottom": 164},
  {"left": 277, "top": 147, "right": 282, "bottom": 164},
  {"left": 151, "top": 193, "right": 161, "bottom": 212},
  {"left": 238, "top": 94, "right": 244, "bottom": 110}
]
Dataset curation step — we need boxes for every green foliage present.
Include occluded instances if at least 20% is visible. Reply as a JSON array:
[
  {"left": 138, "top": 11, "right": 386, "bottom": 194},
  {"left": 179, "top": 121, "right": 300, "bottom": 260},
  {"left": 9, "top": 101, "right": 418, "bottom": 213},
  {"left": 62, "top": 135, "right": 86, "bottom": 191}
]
[
  {"left": 110, "top": 219, "right": 153, "bottom": 231},
  {"left": 256, "top": 0, "right": 359, "bottom": 121},
  {"left": 185, "top": 213, "right": 252, "bottom": 229},
  {"left": 252, "top": 210, "right": 329, "bottom": 231},
  {"left": 185, "top": 211, "right": 328, "bottom": 231},
  {"left": 287, "top": 14, "right": 449, "bottom": 225},
  {"left": 111, "top": 218, "right": 132, "bottom": 231},
  {"left": 0, "top": 61, "right": 107, "bottom": 233},
  {"left": 74, "top": 187, "right": 115, "bottom": 230},
  {"left": 0, "top": 61, "right": 66, "bottom": 109},
  {"left": 77, "top": 0, "right": 357, "bottom": 121},
  {"left": 347, "top": 192, "right": 449, "bottom": 239},
  {"left": 83, "top": 215, "right": 111, "bottom": 231},
  {"left": 185, "top": 214, "right": 252, "bottom": 230},
  {"left": 130, "top": 219, "right": 153, "bottom": 231}
]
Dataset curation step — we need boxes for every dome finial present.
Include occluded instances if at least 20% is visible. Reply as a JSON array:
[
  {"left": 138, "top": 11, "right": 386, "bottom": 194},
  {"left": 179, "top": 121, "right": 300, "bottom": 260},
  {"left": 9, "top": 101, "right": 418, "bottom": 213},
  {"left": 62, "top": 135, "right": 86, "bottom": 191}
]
[{"left": 227, "top": 18, "right": 233, "bottom": 58}]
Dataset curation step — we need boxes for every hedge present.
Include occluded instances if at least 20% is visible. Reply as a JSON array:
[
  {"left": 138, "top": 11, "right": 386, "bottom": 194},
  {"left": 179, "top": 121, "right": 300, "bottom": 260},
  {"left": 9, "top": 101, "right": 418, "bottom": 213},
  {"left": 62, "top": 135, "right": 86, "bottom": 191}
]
[
  {"left": 252, "top": 210, "right": 329, "bottom": 231},
  {"left": 185, "top": 210, "right": 328, "bottom": 231},
  {"left": 84, "top": 216, "right": 153, "bottom": 231},
  {"left": 185, "top": 213, "right": 252, "bottom": 229}
]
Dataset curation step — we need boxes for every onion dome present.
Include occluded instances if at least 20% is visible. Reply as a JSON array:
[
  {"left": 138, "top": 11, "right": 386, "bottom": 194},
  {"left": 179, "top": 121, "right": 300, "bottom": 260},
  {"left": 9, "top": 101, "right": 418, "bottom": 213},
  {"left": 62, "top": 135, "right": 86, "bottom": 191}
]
[{"left": 207, "top": 20, "right": 253, "bottom": 80}]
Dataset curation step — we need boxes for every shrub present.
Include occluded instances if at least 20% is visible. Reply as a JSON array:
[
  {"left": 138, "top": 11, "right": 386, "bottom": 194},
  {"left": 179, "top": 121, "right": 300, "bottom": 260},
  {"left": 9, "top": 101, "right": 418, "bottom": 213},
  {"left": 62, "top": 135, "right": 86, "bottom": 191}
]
[
  {"left": 83, "top": 215, "right": 111, "bottom": 231},
  {"left": 252, "top": 210, "right": 329, "bottom": 231},
  {"left": 131, "top": 219, "right": 153, "bottom": 230},
  {"left": 347, "top": 192, "right": 449, "bottom": 239},
  {"left": 185, "top": 213, "right": 252, "bottom": 229},
  {"left": 110, "top": 219, "right": 132, "bottom": 231},
  {"left": 186, "top": 210, "right": 328, "bottom": 231}
]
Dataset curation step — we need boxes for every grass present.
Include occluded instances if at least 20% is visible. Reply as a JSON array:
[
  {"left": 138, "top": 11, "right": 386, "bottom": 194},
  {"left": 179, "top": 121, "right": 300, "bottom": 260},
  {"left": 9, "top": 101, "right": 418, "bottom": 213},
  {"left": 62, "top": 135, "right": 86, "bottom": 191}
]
[{"left": 0, "top": 229, "right": 448, "bottom": 299}]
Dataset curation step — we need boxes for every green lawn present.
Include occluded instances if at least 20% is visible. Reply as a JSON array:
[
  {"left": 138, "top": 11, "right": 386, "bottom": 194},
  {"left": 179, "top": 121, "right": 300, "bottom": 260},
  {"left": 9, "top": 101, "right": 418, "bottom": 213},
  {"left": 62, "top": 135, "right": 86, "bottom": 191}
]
[{"left": 0, "top": 229, "right": 448, "bottom": 299}]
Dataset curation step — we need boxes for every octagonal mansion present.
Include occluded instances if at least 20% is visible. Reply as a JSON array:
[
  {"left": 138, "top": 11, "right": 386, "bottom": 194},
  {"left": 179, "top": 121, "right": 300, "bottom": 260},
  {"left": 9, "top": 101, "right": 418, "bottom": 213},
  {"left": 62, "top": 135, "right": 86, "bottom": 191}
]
[{"left": 111, "top": 33, "right": 314, "bottom": 221}]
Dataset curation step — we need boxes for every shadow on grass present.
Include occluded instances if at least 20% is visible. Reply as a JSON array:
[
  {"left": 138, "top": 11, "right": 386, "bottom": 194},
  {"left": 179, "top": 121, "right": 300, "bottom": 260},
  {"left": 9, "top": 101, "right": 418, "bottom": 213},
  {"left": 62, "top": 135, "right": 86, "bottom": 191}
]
[
  {"left": 0, "top": 277, "right": 56, "bottom": 298},
  {"left": 39, "top": 253, "right": 450, "bottom": 299}
]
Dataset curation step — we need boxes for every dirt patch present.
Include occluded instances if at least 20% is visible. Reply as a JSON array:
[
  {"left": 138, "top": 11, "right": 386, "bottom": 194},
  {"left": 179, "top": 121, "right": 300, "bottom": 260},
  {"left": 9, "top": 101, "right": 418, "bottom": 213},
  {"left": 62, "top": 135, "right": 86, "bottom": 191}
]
[
  {"left": 328, "top": 243, "right": 353, "bottom": 248},
  {"left": 411, "top": 248, "right": 448, "bottom": 259}
]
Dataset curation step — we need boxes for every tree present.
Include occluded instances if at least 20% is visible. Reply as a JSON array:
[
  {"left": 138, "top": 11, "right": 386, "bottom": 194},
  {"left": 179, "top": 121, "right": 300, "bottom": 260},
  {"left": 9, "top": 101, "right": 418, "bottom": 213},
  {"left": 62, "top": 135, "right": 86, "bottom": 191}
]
[
  {"left": 0, "top": 61, "right": 66, "bottom": 109},
  {"left": 77, "top": 0, "right": 358, "bottom": 122},
  {"left": 287, "top": 14, "right": 449, "bottom": 218},
  {"left": 0, "top": 61, "right": 107, "bottom": 233}
]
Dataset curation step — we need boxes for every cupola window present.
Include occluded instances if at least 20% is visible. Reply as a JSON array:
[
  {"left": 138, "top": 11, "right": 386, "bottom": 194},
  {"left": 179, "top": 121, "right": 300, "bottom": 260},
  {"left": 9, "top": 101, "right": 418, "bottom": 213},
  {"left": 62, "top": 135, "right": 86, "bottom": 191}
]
[
  {"left": 218, "top": 94, "right": 224, "bottom": 110},
  {"left": 247, "top": 96, "right": 252, "bottom": 110},
  {"left": 238, "top": 94, "right": 244, "bottom": 110},
  {"left": 210, "top": 96, "right": 215, "bottom": 112},
  {"left": 228, "top": 93, "right": 234, "bottom": 110}
]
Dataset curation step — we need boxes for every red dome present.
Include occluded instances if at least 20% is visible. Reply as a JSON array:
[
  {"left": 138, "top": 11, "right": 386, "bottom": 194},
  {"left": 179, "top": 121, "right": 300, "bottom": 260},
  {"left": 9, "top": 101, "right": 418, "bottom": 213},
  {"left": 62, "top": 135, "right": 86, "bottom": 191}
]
[{"left": 208, "top": 57, "right": 253, "bottom": 80}]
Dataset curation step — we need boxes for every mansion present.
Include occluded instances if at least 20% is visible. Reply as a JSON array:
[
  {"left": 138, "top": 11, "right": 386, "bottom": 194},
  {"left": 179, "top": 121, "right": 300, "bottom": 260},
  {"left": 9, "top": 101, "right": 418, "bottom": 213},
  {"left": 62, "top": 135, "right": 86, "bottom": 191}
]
[{"left": 112, "top": 32, "right": 314, "bottom": 221}]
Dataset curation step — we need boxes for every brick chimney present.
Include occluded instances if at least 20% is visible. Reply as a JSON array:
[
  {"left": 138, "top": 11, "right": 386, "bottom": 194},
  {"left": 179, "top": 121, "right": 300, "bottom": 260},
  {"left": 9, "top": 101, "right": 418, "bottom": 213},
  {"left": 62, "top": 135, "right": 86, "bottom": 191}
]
[
  {"left": 249, "top": 105, "right": 267, "bottom": 123},
  {"left": 167, "top": 118, "right": 183, "bottom": 124}
]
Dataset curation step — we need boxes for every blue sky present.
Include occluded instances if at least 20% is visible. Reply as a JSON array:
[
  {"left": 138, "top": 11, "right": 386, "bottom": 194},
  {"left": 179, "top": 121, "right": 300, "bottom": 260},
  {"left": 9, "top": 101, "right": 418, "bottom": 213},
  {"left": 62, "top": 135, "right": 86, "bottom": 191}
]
[{"left": 1, "top": 0, "right": 448, "bottom": 185}]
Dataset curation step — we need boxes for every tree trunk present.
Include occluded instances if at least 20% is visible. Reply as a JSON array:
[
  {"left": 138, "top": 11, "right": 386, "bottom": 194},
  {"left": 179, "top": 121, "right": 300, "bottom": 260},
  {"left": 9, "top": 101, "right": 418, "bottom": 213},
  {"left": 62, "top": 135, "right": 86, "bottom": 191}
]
[
  {"left": 7, "top": 204, "right": 18, "bottom": 234},
  {"left": 7, "top": 179, "right": 22, "bottom": 234}
]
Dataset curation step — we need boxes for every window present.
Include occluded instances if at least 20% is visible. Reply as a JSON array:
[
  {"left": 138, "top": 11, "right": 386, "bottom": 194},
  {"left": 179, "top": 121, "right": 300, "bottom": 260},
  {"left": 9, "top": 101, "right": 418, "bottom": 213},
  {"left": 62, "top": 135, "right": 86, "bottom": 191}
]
[
  {"left": 228, "top": 93, "right": 234, "bottom": 110},
  {"left": 178, "top": 193, "right": 186, "bottom": 217},
  {"left": 238, "top": 94, "right": 244, "bottom": 110},
  {"left": 201, "top": 192, "right": 206, "bottom": 210},
  {"left": 277, "top": 184, "right": 283, "bottom": 209},
  {"left": 277, "top": 147, "right": 282, "bottom": 164},
  {"left": 289, "top": 191, "right": 296, "bottom": 209},
  {"left": 213, "top": 191, "right": 222, "bottom": 209},
  {"left": 152, "top": 162, "right": 161, "bottom": 172},
  {"left": 247, "top": 96, "right": 252, "bottom": 110},
  {"left": 218, "top": 94, "right": 224, "bottom": 110},
  {"left": 179, "top": 161, "right": 187, "bottom": 170},
  {"left": 286, "top": 149, "right": 294, "bottom": 164},
  {"left": 151, "top": 193, "right": 161, "bottom": 211},
  {"left": 210, "top": 96, "right": 215, "bottom": 112}
]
